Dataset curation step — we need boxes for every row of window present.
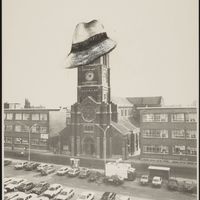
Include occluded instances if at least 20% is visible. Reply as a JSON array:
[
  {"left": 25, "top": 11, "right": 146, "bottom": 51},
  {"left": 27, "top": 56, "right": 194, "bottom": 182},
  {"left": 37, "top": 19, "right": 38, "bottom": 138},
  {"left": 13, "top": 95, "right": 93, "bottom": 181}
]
[
  {"left": 142, "top": 129, "right": 196, "bottom": 139},
  {"left": 143, "top": 145, "right": 196, "bottom": 155},
  {"left": 142, "top": 113, "right": 196, "bottom": 122},
  {"left": 4, "top": 137, "right": 48, "bottom": 146},
  {"left": 5, "top": 125, "right": 48, "bottom": 134},
  {"left": 120, "top": 108, "right": 132, "bottom": 117},
  {"left": 5, "top": 113, "right": 48, "bottom": 121}
]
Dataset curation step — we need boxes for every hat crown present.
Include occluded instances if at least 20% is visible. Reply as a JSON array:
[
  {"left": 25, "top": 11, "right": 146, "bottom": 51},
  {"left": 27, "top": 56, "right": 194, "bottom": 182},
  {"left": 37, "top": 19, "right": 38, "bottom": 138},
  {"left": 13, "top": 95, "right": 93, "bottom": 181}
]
[{"left": 72, "top": 20, "right": 105, "bottom": 44}]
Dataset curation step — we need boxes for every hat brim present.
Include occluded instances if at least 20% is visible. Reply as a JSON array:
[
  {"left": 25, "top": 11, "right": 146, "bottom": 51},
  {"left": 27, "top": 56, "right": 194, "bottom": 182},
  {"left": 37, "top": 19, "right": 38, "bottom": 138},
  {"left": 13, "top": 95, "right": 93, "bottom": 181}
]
[{"left": 65, "top": 38, "right": 117, "bottom": 68}]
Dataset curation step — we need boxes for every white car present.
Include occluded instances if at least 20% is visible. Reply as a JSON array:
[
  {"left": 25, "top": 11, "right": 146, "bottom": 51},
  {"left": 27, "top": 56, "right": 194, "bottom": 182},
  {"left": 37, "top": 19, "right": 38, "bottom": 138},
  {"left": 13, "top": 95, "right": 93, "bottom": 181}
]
[
  {"left": 37, "top": 164, "right": 53, "bottom": 172},
  {"left": 14, "top": 162, "right": 28, "bottom": 170},
  {"left": 56, "top": 167, "right": 70, "bottom": 176},
  {"left": 43, "top": 184, "right": 63, "bottom": 198},
  {"left": 5, "top": 178, "right": 27, "bottom": 192},
  {"left": 117, "top": 195, "right": 131, "bottom": 200},
  {"left": 77, "top": 192, "right": 95, "bottom": 200},
  {"left": 4, "top": 192, "right": 25, "bottom": 200},
  {"left": 54, "top": 187, "right": 75, "bottom": 200},
  {"left": 12, "top": 193, "right": 37, "bottom": 200},
  {"left": 152, "top": 176, "right": 162, "bottom": 187},
  {"left": 140, "top": 175, "right": 149, "bottom": 185}
]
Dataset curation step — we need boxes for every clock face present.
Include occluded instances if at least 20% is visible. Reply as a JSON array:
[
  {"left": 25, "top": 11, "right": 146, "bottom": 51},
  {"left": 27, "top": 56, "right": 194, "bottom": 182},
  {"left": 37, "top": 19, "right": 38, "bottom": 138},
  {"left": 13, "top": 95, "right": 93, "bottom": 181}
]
[
  {"left": 85, "top": 71, "right": 94, "bottom": 81},
  {"left": 81, "top": 107, "right": 96, "bottom": 122}
]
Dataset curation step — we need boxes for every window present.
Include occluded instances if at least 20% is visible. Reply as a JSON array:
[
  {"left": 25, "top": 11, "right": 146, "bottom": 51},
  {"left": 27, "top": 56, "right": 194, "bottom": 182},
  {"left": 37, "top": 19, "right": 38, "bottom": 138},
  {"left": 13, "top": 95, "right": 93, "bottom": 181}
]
[
  {"left": 5, "top": 137, "right": 12, "bottom": 144},
  {"left": 40, "top": 139, "right": 47, "bottom": 146},
  {"left": 31, "top": 139, "right": 39, "bottom": 145},
  {"left": 171, "top": 130, "right": 185, "bottom": 139},
  {"left": 40, "top": 127, "right": 47, "bottom": 134},
  {"left": 171, "top": 114, "right": 184, "bottom": 122},
  {"left": 142, "top": 114, "right": 168, "bottom": 122},
  {"left": 172, "top": 145, "right": 186, "bottom": 155},
  {"left": 40, "top": 114, "right": 48, "bottom": 121},
  {"left": 5, "top": 125, "right": 13, "bottom": 132},
  {"left": 186, "top": 130, "right": 196, "bottom": 139},
  {"left": 143, "top": 145, "right": 169, "bottom": 154},
  {"left": 84, "top": 125, "right": 94, "bottom": 132},
  {"left": 15, "top": 125, "right": 21, "bottom": 132},
  {"left": 185, "top": 113, "right": 197, "bottom": 122},
  {"left": 23, "top": 113, "right": 30, "bottom": 120},
  {"left": 32, "top": 114, "right": 39, "bottom": 121},
  {"left": 31, "top": 125, "right": 40, "bottom": 133},
  {"left": 15, "top": 113, "right": 22, "bottom": 120},
  {"left": 6, "top": 113, "right": 13, "bottom": 120},
  {"left": 186, "top": 147, "right": 197, "bottom": 155},
  {"left": 124, "top": 110, "right": 127, "bottom": 116},
  {"left": 121, "top": 110, "right": 124, "bottom": 116},
  {"left": 21, "top": 126, "right": 29, "bottom": 132},
  {"left": 142, "top": 129, "right": 168, "bottom": 138}
]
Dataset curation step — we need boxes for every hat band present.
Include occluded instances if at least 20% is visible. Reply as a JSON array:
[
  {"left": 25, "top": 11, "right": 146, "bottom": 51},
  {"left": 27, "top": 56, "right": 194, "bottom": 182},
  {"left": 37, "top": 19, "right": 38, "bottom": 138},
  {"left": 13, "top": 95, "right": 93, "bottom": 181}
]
[{"left": 71, "top": 32, "right": 108, "bottom": 53}]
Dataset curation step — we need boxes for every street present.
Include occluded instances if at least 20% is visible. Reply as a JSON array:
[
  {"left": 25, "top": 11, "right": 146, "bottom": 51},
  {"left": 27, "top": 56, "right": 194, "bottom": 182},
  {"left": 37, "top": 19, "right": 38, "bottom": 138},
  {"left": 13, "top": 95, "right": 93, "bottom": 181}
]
[{"left": 4, "top": 159, "right": 197, "bottom": 200}]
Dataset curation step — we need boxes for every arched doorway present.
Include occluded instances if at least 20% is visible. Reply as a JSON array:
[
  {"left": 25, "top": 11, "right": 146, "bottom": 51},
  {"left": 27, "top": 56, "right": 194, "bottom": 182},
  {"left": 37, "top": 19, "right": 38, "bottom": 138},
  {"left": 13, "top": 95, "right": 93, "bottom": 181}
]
[{"left": 82, "top": 136, "right": 95, "bottom": 156}]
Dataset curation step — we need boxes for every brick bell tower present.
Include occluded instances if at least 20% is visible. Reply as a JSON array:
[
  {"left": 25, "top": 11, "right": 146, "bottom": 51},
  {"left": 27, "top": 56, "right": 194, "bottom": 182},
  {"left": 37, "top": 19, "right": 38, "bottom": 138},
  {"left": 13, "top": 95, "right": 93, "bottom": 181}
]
[{"left": 70, "top": 54, "right": 114, "bottom": 158}]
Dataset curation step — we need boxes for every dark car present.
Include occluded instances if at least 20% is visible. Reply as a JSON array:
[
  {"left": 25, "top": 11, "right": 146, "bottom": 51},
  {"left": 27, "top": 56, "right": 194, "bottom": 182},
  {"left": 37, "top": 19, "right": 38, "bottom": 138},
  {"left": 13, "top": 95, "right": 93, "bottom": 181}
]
[
  {"left": 31, "top": 181, "right": 50, "bottom": 195},
  {"left": 41, "top": 166, "right": 56, "bottom": 176},
  {"left": 16, "top": 181, "right": 35, "bottom": 192},
  {"left": 100, "top": 192, "right": 116, "bottom": 200},
  {"left": 24, "top": 162, "right": 40, "bottom": 171},
  {"left": 182, "top": 181, "right": 197, "bottom": 193},
  {"left": 104, "top": 175, "right": 124, "bottom": 186},
  {"left": 88, "top": 171, "right": 103, "bottom": 182},
  {"left": 167, "top": 178, "right": 179, "bottom": 191},
  {"left": 4, "top": 159, "right": 12, "bottom": 166},
  {"left": 79, "top": 168, "right": 90, "bottom": 179}
]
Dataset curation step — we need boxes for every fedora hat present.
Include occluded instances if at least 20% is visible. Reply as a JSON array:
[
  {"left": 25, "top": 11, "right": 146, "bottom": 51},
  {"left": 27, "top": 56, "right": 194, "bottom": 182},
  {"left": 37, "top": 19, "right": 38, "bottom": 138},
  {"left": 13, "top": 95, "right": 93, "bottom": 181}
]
[{"left": 66, "top": 20, "right": 117, "bottom": 68}]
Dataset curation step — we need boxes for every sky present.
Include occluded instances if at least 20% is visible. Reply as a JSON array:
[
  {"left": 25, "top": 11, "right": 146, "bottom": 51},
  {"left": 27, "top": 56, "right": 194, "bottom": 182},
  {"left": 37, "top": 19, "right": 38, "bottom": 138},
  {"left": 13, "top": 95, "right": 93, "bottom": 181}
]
[{"left": 2, "top": 0, "right": 198, "bottom": 108}]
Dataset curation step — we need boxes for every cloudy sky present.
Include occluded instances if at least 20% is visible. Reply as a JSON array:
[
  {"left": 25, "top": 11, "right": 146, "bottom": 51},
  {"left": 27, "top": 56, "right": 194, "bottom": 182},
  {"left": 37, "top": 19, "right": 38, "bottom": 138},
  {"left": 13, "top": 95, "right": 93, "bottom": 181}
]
[{"left": 3, "top": 0, "right": 198, "bottom": 108}]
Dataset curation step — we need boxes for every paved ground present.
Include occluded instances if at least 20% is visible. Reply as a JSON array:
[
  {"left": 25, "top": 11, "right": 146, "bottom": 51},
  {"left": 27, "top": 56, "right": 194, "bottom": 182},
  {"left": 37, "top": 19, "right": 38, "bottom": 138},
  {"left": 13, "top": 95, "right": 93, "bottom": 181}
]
[{"left": 4, "top": 158, "right": 197, "bottom": 200}]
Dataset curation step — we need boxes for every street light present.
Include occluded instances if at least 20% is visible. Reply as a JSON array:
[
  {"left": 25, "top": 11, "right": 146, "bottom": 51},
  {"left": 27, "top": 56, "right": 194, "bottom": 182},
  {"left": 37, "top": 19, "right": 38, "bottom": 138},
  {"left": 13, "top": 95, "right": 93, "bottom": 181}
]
[
  {"left": 95, "top": 124, "right": 110, "bottom": 170},
  {"left": 15, "top": 122, "right": 38, "bottom": 162}
]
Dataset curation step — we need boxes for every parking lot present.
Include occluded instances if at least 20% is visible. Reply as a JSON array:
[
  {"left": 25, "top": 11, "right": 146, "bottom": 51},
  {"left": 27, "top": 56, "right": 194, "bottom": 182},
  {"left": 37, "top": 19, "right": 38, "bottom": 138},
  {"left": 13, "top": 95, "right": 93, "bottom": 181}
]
[{"left": 4, "top": 158, "right": 197, "bottom": 200}]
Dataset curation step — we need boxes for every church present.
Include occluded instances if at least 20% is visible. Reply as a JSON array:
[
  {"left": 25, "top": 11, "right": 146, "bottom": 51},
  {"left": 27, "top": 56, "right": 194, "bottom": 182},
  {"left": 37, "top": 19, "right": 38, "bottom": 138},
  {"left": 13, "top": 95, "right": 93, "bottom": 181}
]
[{"left": 68, "top": 54, "right": 140, "bottom": 160}]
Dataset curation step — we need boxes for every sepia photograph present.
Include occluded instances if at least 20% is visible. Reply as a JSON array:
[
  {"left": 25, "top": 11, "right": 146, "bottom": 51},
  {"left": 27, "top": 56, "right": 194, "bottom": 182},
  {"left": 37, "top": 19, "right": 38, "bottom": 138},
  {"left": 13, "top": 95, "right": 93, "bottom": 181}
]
[{"left": 2, "top": 0, "right": 198, "bottom": 200}]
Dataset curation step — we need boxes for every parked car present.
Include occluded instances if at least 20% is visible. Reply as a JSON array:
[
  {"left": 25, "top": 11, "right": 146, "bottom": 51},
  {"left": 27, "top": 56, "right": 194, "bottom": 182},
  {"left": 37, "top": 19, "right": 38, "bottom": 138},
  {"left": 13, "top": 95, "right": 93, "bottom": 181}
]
[
  {"left": 140, "top": 175, "right": 149, "bottom": 185},
  {"left": 4, "top": 177, "right": 14, "bottom": 187},
  {"left": 79, "top": 168, "right": 90, "bottom": 179},
  {"left": 54, "top": 187, "right": 75, "bottom": 200},
  {"left": 12, "top": 192, "right": 37, "bottom": 200},
  {"left": 182, "top": 181, "right": 197, "bottom": 193},
  {"left": 4, "top": 192, "right": 24, "bottom": 200},
  {"left": 41, "top": 166, "right": 56, "bottom": 176},
  {"left": 24, "top": 162, "right": 39, "bottom": 171},
  {"left": 88, "top": 171, "right": 102, "bottom": 182},
  {"left": 16, "top": 180, "right": 35, "bottom": 192},
  {"left": 14, "top": 162, "right": 28, "bottom": 170},
  {"left": 167, "top": 178, "right": 179, "bottom": 191},
  {"left": 4, "top": 188, "right": 8, "bottom": 194},
  {"left": 100, "top": 192, "right": 116, "bottom": 200},
  {"left": 56, "top": 167, "right": 70, "bottom": 176},
  {"left": 77, "top": 192, "right": 95, "bottom": 200},
  {"left": 37, "top": 164, "right": 53, "bottom": 172},
  {"left": 4, "top": 159, "right": 12, "bottom": 166},
  {"left": 43, "top": 184, "right": 63, "bottom": 198},
  {"left": 68, "top": 168, "right": 80, "bottom": 177},
  {"left": 30, "top": 197, "right": 50, "bottom": 200},
  {"left": 116, "top": 195, "right": 131, "bottom": 200},
  {"left": 30, "top": 181, "right": 50, "bottom": 195},
  {"left": 5, "top": 178, "right": 27, "bottom": 192},
  {"left": 152, "top": 176, "right": 162, "bottom": 188},
  {"left": 104, "top": 175, "right": 124, "bottom": 185}
]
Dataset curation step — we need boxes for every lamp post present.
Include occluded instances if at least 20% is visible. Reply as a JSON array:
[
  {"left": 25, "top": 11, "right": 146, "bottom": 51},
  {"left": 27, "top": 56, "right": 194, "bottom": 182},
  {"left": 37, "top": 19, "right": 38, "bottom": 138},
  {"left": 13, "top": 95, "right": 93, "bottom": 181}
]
[
  {"left": 16, "top": 122, "right": 38, "bottom": 162},
  {"left": 95, "top": 124, "right": 110, "bottom": 170}
]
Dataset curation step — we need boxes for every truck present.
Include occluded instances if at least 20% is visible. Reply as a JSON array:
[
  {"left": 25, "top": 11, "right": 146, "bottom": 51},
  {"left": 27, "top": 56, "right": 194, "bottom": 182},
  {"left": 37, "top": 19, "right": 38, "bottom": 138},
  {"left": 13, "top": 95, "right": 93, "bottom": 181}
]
[
  {"left": 148, "top": 166, "right": 170, "bottom": 181},
  {"left": 105, "top": 161, "right": 136, "bottom": 182}
]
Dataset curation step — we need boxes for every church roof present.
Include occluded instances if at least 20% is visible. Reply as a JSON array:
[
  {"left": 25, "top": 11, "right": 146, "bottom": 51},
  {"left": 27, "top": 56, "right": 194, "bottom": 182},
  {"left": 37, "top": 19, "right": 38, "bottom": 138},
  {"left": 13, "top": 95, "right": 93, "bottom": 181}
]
[{"left": 111, "top": 97, "right": 133, "bottom": 107}]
